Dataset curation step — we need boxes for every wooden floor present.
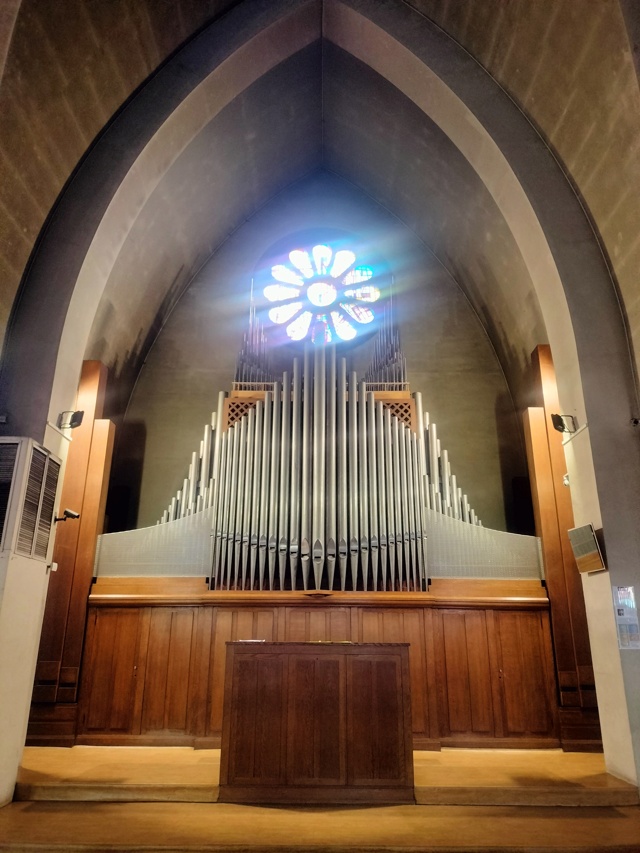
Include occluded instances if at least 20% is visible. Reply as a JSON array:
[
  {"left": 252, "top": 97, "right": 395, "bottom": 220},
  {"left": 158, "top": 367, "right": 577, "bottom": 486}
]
[{"left": 1, "top": 747, "right": 639, "bottom": 852}]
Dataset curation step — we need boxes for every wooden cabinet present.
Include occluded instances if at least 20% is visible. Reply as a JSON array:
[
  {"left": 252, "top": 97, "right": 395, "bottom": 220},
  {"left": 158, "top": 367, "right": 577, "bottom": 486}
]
[{"left": 219, "top": 642, "right": 414, "bottom": 804}]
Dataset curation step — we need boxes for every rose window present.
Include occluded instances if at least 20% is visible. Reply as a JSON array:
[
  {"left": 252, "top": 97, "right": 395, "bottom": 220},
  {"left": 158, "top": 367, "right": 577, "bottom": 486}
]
[{"left": 263, "top": 243, "right": 381, "bottom": 344}]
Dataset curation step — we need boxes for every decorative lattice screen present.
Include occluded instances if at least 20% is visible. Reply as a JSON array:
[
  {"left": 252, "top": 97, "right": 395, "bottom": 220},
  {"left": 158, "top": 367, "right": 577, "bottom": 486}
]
[{"left": 381, "top": 400, "right": 413, "bottom": 429}]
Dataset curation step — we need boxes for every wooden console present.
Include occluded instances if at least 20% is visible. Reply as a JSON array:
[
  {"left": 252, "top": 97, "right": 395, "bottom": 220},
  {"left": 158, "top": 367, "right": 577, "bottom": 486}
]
[{"left": 219, "top": 641, "right": 414, "bottom": 804}]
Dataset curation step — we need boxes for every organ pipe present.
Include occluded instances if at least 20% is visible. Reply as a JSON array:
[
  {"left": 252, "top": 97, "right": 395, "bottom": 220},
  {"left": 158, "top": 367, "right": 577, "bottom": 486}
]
[
  {"left": 278, "top": 372, "right": 291, "bottom": 591},
  {"left": 312, "top": 352, "right": 326, "bottom": 589},
  {"left": 358, "top": 381, "right": 369, "bottom": 591},
  {"left": 367, "top": 392, "right": 379, "bottom": 591},
  {"left": 375, "top": 401, "right": 388, "bottom": 590},
  {"left": 326, "top": 348, "right": 337, "bottom": 590},
  {"left": 161, "top": 341, "right": 484, "bottom": 590},
  {"left": 337, "top": 359, "right": 348, "bottom": 589},
  {"left": 267, "top": 380, "right": 281, "bottom": 590},
  {"left": 289, "top": 362, "right": 301, "bottom": 588}
]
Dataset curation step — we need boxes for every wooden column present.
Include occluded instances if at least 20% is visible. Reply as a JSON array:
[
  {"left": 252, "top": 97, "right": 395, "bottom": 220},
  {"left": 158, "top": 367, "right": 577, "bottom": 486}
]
[
  {"left": 524, "top": 345, "right": 600, "bottom": 750},
  {"left": 29, "top": 361, "right": 114, "bottom": 744}
]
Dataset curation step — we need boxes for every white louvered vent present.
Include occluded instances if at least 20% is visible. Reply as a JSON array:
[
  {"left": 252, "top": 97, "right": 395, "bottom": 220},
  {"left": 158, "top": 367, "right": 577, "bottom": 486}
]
[
  {"left": 0, "top": 442, "right": 19, "bottom": 547},
  {"left": 16, "top": 448, "right": 60, "bottom": 558},
  {"left": 0, "top": 438, "right": 61, "bottom": 561}
]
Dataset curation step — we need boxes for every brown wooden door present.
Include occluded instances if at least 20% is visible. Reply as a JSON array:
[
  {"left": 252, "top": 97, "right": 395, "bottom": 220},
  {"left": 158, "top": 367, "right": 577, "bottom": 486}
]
[
  {"left": 78, "top": 607, "right": 144, "bottom": 735},
  {"left": 139, "top": 608, "right": 197, "bottom": 736},
  {"left": 492, "top": 610, "right": 559, "bottom": 739},
  {"left": 434, "top": 609, "right": 495, "bottom": 742}
]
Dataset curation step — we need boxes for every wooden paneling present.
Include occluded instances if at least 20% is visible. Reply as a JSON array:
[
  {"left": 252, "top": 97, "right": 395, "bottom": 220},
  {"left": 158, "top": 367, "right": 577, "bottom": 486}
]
[
  {"left": 219, "top": 643, "right": 413, "bottom": 804},
  {"left": 433, "top": 608, "right": 559, "bottom": 747},
  {"left": 357, "top": 608, "right": 435, "bottom": 745},
  {"left": 284, "top": 606, "right": 351, "bottom": 641},
  {"left": 435, "top": 610, "right": 494, "bottom": 741},
  {"left": 287, "top": 654, "right": 346, "bottom": 786},
  {"left": 206, "top": 607, "right": 278, "bottom": 739},
  {"left": 140, "top": 608, "right": 196, "bottom": 734},
  {"left": 74, "top": 590, "right": 565, "bottom": 751},
  {"left": 347, "top": 654, "right": 410, "bottom": 786},
  {"left": 224, "top": 653, "right": 286, "bottom": 785}
]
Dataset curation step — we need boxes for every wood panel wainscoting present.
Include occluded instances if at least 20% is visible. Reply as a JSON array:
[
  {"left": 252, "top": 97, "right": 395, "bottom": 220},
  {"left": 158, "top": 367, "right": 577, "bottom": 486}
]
[{"left": 71, "top": 577, "right": 560, "bottom": 751}]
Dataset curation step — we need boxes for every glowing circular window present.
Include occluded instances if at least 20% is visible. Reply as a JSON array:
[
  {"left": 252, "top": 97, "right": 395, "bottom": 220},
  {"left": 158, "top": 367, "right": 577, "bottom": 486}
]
[{"left": 263, "top": 242, "right": 382, "bottom": 345}]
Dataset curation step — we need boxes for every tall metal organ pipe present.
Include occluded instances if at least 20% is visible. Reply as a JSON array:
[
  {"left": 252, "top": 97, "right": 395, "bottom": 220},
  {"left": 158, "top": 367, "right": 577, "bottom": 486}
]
[{"left": 162, "top": 343, "right": 481, "bottom": 591}]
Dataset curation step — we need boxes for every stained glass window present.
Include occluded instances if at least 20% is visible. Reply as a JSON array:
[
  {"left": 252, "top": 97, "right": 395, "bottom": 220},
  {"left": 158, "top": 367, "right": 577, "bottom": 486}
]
[{"left": 262, "top": 242, "right": 381, "bottom": 345}]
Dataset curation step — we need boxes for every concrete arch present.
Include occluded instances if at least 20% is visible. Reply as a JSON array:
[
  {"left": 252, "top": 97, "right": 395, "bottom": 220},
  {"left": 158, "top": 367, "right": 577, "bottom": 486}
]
[{"left": 0, "top": 0, "right": 638, "bottom": 781}]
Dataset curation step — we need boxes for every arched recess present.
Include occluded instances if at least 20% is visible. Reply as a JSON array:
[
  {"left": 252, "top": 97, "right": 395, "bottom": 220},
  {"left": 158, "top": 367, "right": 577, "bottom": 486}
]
[{"left": 0, "top": 0, "right": 638, "bottom": 779}]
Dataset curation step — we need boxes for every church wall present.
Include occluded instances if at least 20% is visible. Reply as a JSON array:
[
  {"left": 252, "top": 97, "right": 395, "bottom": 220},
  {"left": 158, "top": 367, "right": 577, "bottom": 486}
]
[
  {"left": 322, "top": 42, "right": 548, "bottom": 414},
  {"left": 0, "top": 0, "right": 239, "bottom": 347},
  {"left": 412, "top": 0, "right": 640, "bottom": 375},
  {"left": 85, "top": 43, "right": 323, "bottom": 423},
  {"left": 118, "top": 174, "right": 524, "bottom": 532}
]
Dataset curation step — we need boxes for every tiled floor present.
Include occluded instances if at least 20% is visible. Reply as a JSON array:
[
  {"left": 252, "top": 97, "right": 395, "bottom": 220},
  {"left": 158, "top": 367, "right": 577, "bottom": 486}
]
[{"left": 1, "top": 747, "right": 639, "bottom": 852}]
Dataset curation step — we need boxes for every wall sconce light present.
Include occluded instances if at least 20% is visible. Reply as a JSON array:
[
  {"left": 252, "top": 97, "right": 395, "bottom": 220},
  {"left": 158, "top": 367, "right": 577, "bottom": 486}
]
[
  {"left": 54, "top": 508, "right": 81, "bottom": 523},
  {"left": 57, "top": 410, "right": 84, "bottom": 430},
  {"left": 550, "top": 414, "right": 577, "bottom": 434}
]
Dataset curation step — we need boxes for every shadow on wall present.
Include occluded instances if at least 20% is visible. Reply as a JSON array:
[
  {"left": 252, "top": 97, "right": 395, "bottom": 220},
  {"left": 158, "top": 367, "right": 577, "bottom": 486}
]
[
  {"left": 105, "top": 420, "right": 146, "bottom": 532},
  {"left": 495, "top": 390, "right": 535, "bottom": 535}
]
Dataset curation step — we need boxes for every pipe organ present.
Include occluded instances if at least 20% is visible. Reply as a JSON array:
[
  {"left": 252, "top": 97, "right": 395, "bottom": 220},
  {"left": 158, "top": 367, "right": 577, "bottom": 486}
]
[{"left": 157, "top": 324, "right": 484, "bottom": 592}]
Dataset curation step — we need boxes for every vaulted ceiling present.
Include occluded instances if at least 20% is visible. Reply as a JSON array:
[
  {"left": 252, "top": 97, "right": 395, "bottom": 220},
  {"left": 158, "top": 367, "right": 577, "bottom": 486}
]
[{"left": 0, "top": 0, "right": 639, "bottom": 514}]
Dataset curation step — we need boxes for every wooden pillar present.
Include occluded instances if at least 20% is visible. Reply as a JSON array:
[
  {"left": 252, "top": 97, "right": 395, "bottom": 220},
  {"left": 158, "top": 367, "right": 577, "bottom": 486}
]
[
  {"left": 524, "top": 345, "right": 600, "bottom": 750},
  {"left": 29, "top": 362, "right": 114, "bottom": 744}
]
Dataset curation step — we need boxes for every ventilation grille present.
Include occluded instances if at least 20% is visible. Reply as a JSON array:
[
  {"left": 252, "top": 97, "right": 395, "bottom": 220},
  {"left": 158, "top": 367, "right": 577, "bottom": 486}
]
[
  {"left": 15, "top": 447, "right": 60, "bottom": 559},
  {"left": 36, "top": 458, "right": 60, "bottom": 558},
  {"left": 0, "top": 440, "right": 61, "bottom": 559},
  {"left": 0, "top": 442, "right": 19, "bottom": 547}
]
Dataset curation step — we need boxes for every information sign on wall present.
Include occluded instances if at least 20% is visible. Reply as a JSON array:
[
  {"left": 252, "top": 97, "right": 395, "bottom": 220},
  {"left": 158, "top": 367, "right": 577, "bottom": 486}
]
[{"left": 613, "top": 586, "right": 640, "bottom": 650}]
